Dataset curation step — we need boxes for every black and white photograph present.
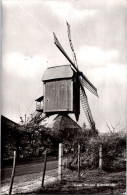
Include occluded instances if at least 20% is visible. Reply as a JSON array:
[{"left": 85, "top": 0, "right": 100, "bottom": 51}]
[{"left": 1, "top": 0, "right": 126, "bottom": 194}]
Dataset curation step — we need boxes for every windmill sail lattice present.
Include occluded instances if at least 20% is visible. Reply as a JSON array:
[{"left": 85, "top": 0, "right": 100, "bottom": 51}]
[
  {"left": 66, "top": 21, "right": 78, "bottom": 68},
  {"left": 80, "top": 87, "right": 95, "bottom": 129},
  {"left": 81, "top": 75, "right": 98, "bottom": 97}
]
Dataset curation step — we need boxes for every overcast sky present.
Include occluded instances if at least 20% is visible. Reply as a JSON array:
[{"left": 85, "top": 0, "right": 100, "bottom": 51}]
[{"left": 2, "top": 0, "right": 127, "bottom": 133}]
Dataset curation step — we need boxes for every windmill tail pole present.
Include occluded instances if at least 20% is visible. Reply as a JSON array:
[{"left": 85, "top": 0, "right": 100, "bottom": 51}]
[{"left": 9, "top": 151, "right": 16, "bottom": 194}]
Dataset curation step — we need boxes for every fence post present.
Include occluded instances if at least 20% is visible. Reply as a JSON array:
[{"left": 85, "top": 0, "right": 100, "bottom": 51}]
[
  {"left": 9, "top": 151, "right": 16, "bottom": 194},
  {"left": 42, "top": 149, "right": 47, "bottom": 187},
  {"left": 58, "top": 143, "right": 63, "bottom": 181},
  {"left": 78, "top": 143, "right": 80, "bottom": 179},
  {"left": 99, "top": 144, "right": 102, "bottom": 171}
]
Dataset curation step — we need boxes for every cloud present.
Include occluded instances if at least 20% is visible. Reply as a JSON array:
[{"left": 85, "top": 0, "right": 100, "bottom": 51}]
[
  {"left": 2, "top": 52, "right": 48, "bottom": 122},
  {"left": 87, "top": 63, "right": 126, "bottom": 87},
  {"left": 46, "top": 1, "right": 97, "bottom": 21},
  {"left": 2, "top": 53, "right": 48, "bottom": 78},
  {"left": 78, "top": 46, "right": 119, "bottom": 67},
  {"left": 81, "top": 63, "right": 126, "bottom": 132}
]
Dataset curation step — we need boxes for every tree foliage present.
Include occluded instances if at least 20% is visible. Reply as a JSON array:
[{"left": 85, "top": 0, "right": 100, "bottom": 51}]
[
  {"left": 66, "top": 121, "right": 126, "bottom": 172},
  {"left": 2, "top": 116, "right": 126, "bottom": 173}
]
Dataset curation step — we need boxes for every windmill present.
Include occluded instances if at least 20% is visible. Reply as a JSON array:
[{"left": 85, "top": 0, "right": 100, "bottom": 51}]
[{"left": 28, "top": 22, "right": 98, "bottom": 129}]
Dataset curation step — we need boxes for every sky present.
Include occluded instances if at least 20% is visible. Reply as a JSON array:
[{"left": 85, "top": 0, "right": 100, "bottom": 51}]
[{"left": 2, "top": 0, "right": 127, "bottom": 133}]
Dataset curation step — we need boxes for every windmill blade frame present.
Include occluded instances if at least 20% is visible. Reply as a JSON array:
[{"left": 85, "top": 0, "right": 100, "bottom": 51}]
[
  {"left": 79, "top": 77, "right": 95, "bottom": 129},
  {"left": 81, "top": 74, "right": 98, "bottom": 97},
  {"left": 53, "top": 33, "right": 98, "bottom": 97},
  {"left": 80, "top": 88, "right": 95, "bottom": 129},
  {"left": 53, "top": 32, "right": 76, "bottom": 70},
  {"left": 66, "top": 21, "right": 78, "bottom": 68}
]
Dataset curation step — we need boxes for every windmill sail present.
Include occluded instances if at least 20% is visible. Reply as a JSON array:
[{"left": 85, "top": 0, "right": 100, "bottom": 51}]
[
  {"left": 81, "top": 74, "right": 98, "bottom": 97},
  {"left": 78, "top": 76, "right": 95, "bottom": 129},
  {"left": 66, "top": 22, "right": 98, "bottom": 97},
  {"left": 53, "top": 33, "right": 98, "bottom": 97},
  {"left": 80, "top": 87, "right": 95, "bottom": 129},
  {"left": 53, "top": 33, "right": 75, "bottom": 68},
  {"left": 66, "top": 21, "right": 78, "bottom": 67}
]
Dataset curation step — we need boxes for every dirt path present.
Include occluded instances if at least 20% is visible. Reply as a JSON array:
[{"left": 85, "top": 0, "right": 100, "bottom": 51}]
[
  {"left": 2, "top": 159, "right": 58, "bottom": 180},
  {"left": 1, "top": 169, "right": 58, "bottom": 194}
]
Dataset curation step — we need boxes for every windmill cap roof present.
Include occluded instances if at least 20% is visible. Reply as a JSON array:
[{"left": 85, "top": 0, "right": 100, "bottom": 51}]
[{"left": 42, "top": 65, "right": 74, "bottom": 81}]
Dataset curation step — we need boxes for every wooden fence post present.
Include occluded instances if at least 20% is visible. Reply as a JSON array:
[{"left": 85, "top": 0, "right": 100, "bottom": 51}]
[
  {"left": 42, "top": 149, "right": 47, "bottom": 187},
  {"left": 58, "top": 143, "right": 63, "bottom": 181},
  {"left": 78, "top": 143, "right": 80, "bottom": 179},
  {"left": 99, "top": 144, "right": 102, "bottom": 171},
  {"left": 9, "top": 151, "right": 16, "bottom": 194}
]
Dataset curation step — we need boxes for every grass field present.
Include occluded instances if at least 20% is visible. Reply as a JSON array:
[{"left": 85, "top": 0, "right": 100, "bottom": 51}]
[{"left": 25, "top": 169, "right": 126, "bottom": 194}]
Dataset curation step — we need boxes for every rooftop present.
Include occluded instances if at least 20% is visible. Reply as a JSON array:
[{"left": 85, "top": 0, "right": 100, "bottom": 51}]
[{"left": 42, "top": 65, "right": 74, "bottom": 81}]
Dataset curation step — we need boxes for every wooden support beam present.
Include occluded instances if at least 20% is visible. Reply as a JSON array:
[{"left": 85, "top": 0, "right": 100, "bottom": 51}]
[
  {"left": 78, "top": 143, "right": 80, "bottom": 179},
  {"left": 42, "top": 149, "right": 47, "bottom": 187},
  {"left": 99, "top": 144, "right": 102, "bottom": 171},
  {"left": 58, "top": 143, "right": 63, "bottom": 181}
]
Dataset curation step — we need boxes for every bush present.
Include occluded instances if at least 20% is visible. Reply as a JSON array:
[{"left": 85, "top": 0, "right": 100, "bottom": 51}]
[
  {"left": 101, "top": 133, "right": 126, "bottom": 172},
  {"left": 66, "top": 131, "right": 126, "bottom": 172},
  {"left": 103, "top": 158, "right": 126, "bottom": 172}
]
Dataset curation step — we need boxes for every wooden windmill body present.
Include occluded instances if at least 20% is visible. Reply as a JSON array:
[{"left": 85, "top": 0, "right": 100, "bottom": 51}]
[
  {"left": 34, "top": 22, "right": 98, "bottom": 129},
  {"left": 42, "top": 65, "right": 80, "bottom": 120}
]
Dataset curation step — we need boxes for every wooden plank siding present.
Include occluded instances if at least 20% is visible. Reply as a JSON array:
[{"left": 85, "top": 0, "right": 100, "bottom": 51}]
[{"left": 43, "top": 79, "right": 73, "bottom": 113}]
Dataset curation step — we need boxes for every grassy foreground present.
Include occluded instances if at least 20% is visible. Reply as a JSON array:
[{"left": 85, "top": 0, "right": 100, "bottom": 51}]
[{"left": 23, "top": 169, "right": 126, "bottom": 194}]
